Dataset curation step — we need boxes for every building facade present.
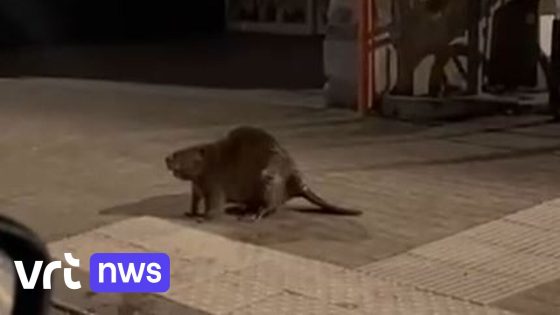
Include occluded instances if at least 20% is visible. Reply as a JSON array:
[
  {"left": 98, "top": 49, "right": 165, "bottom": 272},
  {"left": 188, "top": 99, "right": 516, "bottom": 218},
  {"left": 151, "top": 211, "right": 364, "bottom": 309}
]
[
  {"left": 225, "top": 0, "right": 330, "bottom": 35},
  {"left": 226, "top": 0, "right": 557, "bottom": 110},
  {"left": 331, "top": 0, "right": 556, "bottom": 109}
]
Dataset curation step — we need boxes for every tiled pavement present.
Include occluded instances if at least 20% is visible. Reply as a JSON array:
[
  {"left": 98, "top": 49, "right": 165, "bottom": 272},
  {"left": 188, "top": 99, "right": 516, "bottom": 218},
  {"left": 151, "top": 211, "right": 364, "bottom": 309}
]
[
  {"left": 49, "top": 197, "right": 560, "bottom": 314},
  {"left": 360, "top": 198, "right": 560, "bottom": 306},
  {"left": 0, "top": 78, "right": 560, "bottom": 313},
  {"left": 49, "top": 216, "right": 519, "bottom": 315}
]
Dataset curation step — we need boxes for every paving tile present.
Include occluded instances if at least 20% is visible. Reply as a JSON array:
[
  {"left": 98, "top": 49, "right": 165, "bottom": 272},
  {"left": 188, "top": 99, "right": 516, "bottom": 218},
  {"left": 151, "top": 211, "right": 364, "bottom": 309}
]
[
  {"left": 48, "top": 230, "right": 145, "bottom": 270},
  {"left": 227, "top": 258, "right": 368, "bottom": 307},
  {"left": 460, "top": 219, "right": 560, "bottom": 259},
  {"left": 94, "top": 216, "right": 186, "bottom": 245},
  {"left": 51, "top": 268, "right": 212, "bottom": 315},
  {"left": 360, "top": 199, "right": 560, "bottom": 305},
  {"left": 228, "top": 292, "right": 361, "bottom": 315},
  {"left": 412, "top": 236, "right": 560, "bottom": 285},
  {"left": 506, "top": 199, "right": 560, "bottom": 234},
  {"left": 359, "top": 286, "right": 514, "bottom": 315},
  {"left": 165, "top": 271, "right": 281, "bottom": 315},
  {"left": 495, "top": 277, "right": 560, "bottom": 315},
  {"left": 360, "top": 253, "right": 530, "bottom": 304},
  {"left": 143, "top": 227, "right": 271, "bottom": 272}
]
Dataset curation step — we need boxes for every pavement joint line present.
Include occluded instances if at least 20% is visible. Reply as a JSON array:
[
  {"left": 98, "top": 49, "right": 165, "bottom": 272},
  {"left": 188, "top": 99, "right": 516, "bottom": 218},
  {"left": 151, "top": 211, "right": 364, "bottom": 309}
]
[
  {"left": 460, "top": 219, "right": 560, "bottom": 260},
  {"left": 502, "top": 216, "right": 560, "bottom": 235},
  {"left": 359, "top": 198, "right": 560, "bottom": 305},
  {"left": 48, "top": 216, "right": 517, "bottom": 315}
]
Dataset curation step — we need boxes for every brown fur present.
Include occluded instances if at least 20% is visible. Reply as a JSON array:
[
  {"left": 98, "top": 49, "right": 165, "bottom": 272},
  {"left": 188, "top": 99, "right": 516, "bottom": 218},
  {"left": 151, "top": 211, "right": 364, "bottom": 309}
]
[{"left": 165, "top": 126, "right": 362, "bottom": 220}]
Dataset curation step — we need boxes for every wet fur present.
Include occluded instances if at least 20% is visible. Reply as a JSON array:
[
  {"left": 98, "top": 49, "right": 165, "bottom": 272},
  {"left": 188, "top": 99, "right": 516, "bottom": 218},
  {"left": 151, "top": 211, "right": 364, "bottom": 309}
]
[{"left": 165, "top": 126, "right": 362, "bottom": 220}]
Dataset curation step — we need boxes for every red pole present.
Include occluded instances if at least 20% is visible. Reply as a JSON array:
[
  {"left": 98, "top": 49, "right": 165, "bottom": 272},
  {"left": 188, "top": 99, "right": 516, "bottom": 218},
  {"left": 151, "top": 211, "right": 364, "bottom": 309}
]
[{"left": 370, "top": 0, "right": 377, "bottom": 111}]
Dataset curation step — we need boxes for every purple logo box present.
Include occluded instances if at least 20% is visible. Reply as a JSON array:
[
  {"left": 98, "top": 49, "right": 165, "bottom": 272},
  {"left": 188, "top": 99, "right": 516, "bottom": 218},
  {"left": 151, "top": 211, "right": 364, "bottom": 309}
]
[{"left": 89, "top": 253, "right": 170, "bottom": 293}]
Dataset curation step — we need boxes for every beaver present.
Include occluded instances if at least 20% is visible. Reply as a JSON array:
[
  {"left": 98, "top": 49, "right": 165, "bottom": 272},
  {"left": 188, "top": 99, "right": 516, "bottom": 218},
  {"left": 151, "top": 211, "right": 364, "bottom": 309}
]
[{"left": 165, "top": 126, "right": 362, "bottom": 220}]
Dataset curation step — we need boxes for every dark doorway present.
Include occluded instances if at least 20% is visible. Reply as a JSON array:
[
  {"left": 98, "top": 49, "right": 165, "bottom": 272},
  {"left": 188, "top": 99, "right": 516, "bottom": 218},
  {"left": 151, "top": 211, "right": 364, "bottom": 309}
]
[{"left": 487, "top": 0, "right": 539, "bottom": 89}]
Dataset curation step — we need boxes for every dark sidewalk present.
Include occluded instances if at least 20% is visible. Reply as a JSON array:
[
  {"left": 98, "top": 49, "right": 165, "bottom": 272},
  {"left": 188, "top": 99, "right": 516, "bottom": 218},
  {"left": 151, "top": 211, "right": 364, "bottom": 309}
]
[{"left": 0, "top": 34, "right": 325, "bottom": 89}]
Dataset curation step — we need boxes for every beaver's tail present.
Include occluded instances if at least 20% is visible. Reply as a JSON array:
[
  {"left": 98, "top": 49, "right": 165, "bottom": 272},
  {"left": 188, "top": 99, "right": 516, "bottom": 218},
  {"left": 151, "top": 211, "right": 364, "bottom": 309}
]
[{"left": 288, "top": 175, "right": 363, "bottom": 216}]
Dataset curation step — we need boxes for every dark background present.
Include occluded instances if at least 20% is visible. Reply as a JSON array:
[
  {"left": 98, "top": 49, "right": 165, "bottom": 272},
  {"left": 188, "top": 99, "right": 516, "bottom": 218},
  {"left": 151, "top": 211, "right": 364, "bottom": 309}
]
[
  {"left": 0, "top": 0, "right": 226, "bottom": 46},
  {"left": 0, "top": 0, "right": 324, "bottom": 89}
]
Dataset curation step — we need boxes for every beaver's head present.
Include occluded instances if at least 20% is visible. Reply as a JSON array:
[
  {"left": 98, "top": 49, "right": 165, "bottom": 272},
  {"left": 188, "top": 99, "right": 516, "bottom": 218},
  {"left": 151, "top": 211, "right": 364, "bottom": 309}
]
[{"left": 165, "top": 145, "right": 208, "bottom": 180}]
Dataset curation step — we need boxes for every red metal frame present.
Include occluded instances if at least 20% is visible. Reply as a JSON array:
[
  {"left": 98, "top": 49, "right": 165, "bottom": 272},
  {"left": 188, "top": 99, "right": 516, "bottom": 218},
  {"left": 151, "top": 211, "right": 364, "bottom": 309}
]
[{"left": 358, "top": 0, "right": 376, "bottom": 115}]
